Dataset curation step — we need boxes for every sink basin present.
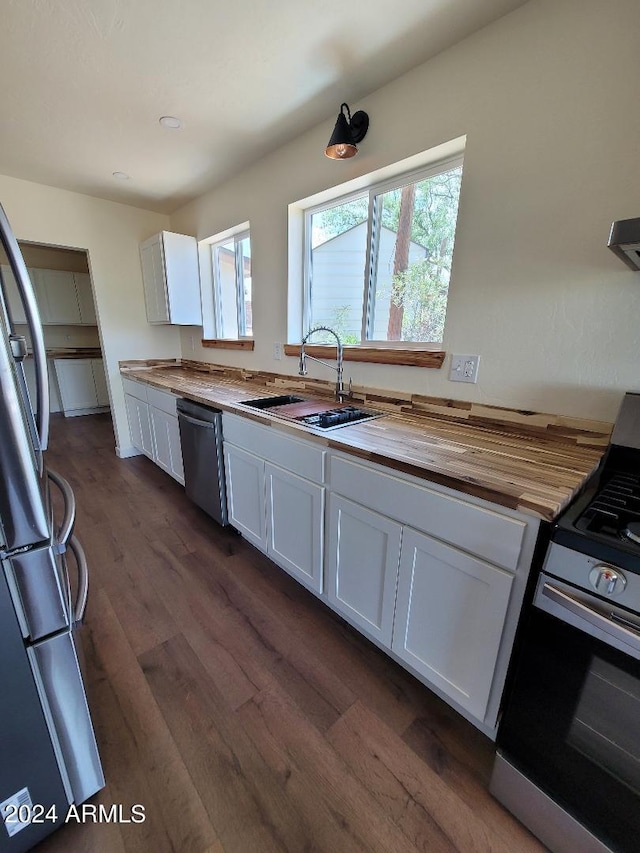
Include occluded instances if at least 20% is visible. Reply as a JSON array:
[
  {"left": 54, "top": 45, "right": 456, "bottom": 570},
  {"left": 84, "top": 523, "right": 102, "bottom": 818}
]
[
  {"left": 238, "top": 395, "right": 384, "bottom": 430},
  {"left": 240, "top": 394, "right": 306, "bottom": 409}
]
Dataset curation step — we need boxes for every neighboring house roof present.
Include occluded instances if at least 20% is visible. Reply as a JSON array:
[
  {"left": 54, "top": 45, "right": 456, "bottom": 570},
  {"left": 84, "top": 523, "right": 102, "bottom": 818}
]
[{"left": 314, "top": 221, "right": 427, "bottom": 253}]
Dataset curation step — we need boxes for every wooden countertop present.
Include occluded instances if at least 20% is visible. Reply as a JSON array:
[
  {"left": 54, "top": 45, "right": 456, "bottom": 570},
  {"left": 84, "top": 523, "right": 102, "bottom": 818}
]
[
  {"left": 25, "top": 348, "right": 103, "bottom": 359},
  {"left": 47, "top": 348, "right": 103, "bottom": 359},
  {"left": 120, "top": 361, "right": 612, "bottom": 522}
]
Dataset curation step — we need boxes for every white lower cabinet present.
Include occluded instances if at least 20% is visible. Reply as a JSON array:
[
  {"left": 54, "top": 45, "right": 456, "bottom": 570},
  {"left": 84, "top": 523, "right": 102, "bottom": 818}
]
[
  {"left": 391, "top": 527, "right": 513, "bottom": 721},
  {"left": 54, "top": 358, "right": 109, "bottom": 416},
  {"left": 123, "top": 379, "right": 183, "bottom": 483},
  {"left": 326, "top": 495, "right": 402, "bottom": 645},
  {"left": 324, "top": 452, "right": 538, "bottom": 733},
  {"left": 266, "top": 463, "right": 324, "bottom": 594},
  {"left": 223, "top": 444, "right": 325, "bottom": 593},
  {"left": 224, "top": 444, "right": 267, "bottom": 551},
  {"left": 150, "top": 407, "right": 184, "bottom": 484},
  {"left": 124, "top": 393, "right": 154, "bottom": 459},
  {"left": 222, "top": 413, "right": 326, "bottom": 593}
]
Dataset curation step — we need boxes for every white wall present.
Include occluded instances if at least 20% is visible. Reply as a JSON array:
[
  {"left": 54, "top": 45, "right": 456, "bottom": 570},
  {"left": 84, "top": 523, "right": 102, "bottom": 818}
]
[
  {"left": 171, "top": 0, "right": 640, "bottom": 423},
  {"left": 0, "top": 174, "right": 179, "bottom": 451}
]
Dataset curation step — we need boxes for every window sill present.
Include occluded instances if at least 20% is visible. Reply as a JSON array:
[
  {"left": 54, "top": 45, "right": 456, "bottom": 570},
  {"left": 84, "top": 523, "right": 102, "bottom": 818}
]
[
  {"left": 283, "top": 344, "right": 445, "bottom": 368},
  {"left": 201, "top": 339, "right": 255, "bottom": 351}
]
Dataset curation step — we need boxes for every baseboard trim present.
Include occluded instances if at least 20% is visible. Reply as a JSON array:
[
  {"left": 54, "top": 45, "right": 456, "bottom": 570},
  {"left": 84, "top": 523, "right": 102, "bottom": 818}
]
[{"left": 116, "top": 445, "right": 143, "bottom": 459}]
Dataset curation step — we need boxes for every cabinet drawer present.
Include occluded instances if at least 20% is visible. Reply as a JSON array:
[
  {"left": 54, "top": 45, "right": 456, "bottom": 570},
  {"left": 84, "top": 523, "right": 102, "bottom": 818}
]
[
  {"left": 122, "top": 377, "right": 148, "bottom": 402},
  {"left": 330, "top": 455, "right": 526, "bottom": 572},
  {"left": 223, "top": 414, "right": 325, "bottom": 484},
  {"left": 147, "top": 385, "right": 178, "bottom": 415}
]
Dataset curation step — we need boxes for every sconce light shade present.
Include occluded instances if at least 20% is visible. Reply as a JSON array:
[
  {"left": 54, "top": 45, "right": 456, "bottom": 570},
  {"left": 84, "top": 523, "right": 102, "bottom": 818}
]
[{"left": 325, "top": 103, "right": 369, "bottom": 159}]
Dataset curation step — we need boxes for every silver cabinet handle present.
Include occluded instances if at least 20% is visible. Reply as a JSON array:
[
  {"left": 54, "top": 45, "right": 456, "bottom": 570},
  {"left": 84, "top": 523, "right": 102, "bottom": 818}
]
[
  {"left": 0, "top": 203, "right": 49, "bottom": 455},
  {"left": 540, "top": 581, "right": 640, "bottom": 656},
  {"left": 47, "top": 468, "right": 76, "bottom": 548},
  {"left": 67, "top": 535, "right": 89, "bottom": 624}
]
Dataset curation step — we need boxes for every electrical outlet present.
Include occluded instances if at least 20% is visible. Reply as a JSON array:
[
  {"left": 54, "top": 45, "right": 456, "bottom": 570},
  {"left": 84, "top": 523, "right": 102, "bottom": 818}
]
[
  {"left": 273, "top": 342, "right": 283, "bottom": 360},
  {"left": 449, "top": 354, "right": 480, "bottom": 383},
  {"left": 190, "top": 334, "right": 195, "bottom": 352}
]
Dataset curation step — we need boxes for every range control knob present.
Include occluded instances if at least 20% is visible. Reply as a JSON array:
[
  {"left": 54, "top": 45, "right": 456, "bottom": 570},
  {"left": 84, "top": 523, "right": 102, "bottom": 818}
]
[{"left": 589, "top": 565, "right": 626, "bottom": 596}]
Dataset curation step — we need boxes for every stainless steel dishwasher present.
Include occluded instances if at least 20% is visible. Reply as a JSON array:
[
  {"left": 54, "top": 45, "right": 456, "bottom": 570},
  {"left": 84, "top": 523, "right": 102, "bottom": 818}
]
[{"left": 177, "top": 398, "right": 228, "bottom": 526}]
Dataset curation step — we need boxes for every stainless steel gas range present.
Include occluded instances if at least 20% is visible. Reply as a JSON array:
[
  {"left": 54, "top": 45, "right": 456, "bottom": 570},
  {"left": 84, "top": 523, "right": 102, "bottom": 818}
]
[{"left": 491, "top": 392, "right": 640, "bottom": 853}]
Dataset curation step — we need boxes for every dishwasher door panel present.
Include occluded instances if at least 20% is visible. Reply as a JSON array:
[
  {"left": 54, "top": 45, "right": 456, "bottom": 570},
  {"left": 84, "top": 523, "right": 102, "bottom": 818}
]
[{"left": 177, "top": 401, "right": 228, "bottom": 526}]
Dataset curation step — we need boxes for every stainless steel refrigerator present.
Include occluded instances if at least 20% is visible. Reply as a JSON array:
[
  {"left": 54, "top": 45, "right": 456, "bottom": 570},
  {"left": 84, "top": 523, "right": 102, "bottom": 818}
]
[{"left": 0, "top": 204, "right": 103, "bottom": 852}]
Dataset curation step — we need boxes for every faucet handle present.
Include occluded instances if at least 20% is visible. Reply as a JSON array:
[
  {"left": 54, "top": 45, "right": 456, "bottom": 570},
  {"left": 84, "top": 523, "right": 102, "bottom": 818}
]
[{"left": 348, "top": 377, "right": 353, "bottom": 398}]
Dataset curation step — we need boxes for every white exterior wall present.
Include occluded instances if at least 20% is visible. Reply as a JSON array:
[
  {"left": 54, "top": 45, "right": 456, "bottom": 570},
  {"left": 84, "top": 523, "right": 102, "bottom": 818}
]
[{"left": 311, "top": 223, "right": 427, "bottom": 341}]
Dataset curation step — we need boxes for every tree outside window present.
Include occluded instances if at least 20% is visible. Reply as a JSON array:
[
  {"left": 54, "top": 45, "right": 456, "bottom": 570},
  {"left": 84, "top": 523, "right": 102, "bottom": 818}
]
[{"left": 306, "top": 161, "right": 462, "bottom": 345}]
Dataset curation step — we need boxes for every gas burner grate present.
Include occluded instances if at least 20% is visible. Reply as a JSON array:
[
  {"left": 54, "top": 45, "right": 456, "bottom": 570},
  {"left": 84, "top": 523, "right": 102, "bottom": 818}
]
[{"left": 576, "top": 472, "right": 640, "bottom": 539}]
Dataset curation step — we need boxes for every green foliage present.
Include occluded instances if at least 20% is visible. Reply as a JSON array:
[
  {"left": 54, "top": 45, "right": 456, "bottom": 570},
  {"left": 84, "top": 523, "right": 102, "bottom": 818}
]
[
  {"left": 390, "top": 259, "right": 449, "bottom": 342},
  {"left": 312, "top": 197, "right": 368, "bottom": 247},
  {"left": 310, "top": 306, "right": 360, "bottom": 345}
]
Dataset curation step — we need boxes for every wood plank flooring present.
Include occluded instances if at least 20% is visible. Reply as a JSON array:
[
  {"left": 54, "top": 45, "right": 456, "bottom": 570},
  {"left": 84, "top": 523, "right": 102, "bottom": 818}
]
[{"left": 34, "top": 413, "right": 545, "bottom": 853}]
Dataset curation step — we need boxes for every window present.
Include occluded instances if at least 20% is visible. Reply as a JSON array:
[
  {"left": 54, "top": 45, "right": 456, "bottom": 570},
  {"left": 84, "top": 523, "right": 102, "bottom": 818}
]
[
  {"left": 304, "top": 157, "right": 462, "bottom": 346},
  {"left": 204, "top": 229, "right": 252, "bottom": 339}
]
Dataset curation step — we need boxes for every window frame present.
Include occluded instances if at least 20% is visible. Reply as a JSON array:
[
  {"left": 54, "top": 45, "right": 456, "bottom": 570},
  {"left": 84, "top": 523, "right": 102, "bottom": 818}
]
[
  {"left": 302, "top": 153, "right": 463, "bottom": 348},
  {"left": 200, "top": 224, "right": 252, "bottom": 342}
]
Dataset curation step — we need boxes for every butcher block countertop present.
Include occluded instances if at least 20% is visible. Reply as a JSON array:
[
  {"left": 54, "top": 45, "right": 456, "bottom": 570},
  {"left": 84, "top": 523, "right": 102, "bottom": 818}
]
[
  {"left": 26, "top": 347, "right": 103, "bottom": 359},
  {"left": 120, "top": 359, "right": 613, "bottom": 522},
  {"left": 47, "top": 347, "right": 103, "bottom": 359}
]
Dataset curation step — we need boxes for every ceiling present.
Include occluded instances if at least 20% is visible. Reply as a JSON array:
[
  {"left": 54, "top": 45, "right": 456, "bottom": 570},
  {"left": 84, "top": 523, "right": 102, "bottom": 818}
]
[{"left": 0, "top": 0, "right": 528, "bottom": 214}]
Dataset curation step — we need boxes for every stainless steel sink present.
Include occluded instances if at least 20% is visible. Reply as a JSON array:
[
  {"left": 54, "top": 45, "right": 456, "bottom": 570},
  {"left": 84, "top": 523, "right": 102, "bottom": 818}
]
[
  {"left": 240, "top": 394, "right": 305, "bottom": 409},
  {"left": 238, "top": 395, "right": 384, "bottom": 430}
]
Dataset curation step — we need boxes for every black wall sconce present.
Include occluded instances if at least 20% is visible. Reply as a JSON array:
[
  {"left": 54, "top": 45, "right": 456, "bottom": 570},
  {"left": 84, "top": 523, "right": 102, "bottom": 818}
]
[{"left": 325, "top": 103, "right": 369, "bottom": 160}]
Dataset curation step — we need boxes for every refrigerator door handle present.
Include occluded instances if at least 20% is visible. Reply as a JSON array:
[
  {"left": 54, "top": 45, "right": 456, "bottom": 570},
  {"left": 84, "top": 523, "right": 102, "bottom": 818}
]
[
  {"left": 47, "top": 468, "right": 76, "bottom": 549},
  {"left": 67, "top": 534, "right": 89, "bottom": 624},
  {"left": 0, "top": 203, "right": 49, "bottom": 456}
]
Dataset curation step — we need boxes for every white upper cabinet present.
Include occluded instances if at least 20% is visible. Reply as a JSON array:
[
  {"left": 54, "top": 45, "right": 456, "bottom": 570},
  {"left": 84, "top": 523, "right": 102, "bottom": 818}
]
[
  {"left": 3, "top": 266, "right": 98, "bottom": 326},
  {"left": 139, "top": 231, "right": 202, "bottom": 325},
  {"left": 1, "top": 264, "right": 28, "bottom": 324},
  {"left": 74, "top": 273, "right": 97, "bottom": 324},
  {"left": 36, "top": 269, "right": 82, "bottom": 324}
]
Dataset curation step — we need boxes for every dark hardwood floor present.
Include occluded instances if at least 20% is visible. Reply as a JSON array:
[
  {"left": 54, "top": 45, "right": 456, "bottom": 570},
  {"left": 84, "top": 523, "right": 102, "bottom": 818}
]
[{"left": 35, "top": 413, "right": 544, "bottom": 853}]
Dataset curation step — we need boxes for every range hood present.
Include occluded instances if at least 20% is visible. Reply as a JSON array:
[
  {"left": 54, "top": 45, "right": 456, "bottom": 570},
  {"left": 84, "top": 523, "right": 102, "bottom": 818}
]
[{"left": 608, "top": 217, "right": 640, "bottom": 271}]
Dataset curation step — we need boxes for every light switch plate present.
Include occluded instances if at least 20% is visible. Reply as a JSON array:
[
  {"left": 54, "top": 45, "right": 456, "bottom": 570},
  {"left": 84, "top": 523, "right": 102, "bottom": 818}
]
[
  {"left": 273, "top": 342, "right": 283, "bottom": 360},
  {"left": 449, "top": 354, "right": 480, "bottom": 383}
]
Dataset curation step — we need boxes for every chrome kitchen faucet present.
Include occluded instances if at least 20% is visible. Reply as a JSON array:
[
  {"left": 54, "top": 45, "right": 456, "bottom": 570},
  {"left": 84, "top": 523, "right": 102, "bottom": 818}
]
[{"left": 298, "top": 326, "right": 348, "bottom": 401}]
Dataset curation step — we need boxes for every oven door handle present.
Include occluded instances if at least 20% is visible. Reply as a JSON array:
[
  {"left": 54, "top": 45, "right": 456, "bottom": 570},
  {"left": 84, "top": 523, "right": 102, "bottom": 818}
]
[{"left": 537, "top": 580, "right": 640, "bottom": 660}]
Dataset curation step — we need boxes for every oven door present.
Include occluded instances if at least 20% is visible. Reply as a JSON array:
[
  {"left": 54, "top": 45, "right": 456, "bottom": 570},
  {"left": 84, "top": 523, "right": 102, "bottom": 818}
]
[{"left": 497, "top": 573, "right": 640, "bottom": 853}]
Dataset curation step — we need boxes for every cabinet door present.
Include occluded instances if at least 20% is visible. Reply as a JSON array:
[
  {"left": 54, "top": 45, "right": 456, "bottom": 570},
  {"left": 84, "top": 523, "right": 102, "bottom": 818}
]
[
  {"left": 90, "top": 359, "right": 110, "bottom": 407},
  {"left": 150, "top": 407, "right": 172, "bottom": 475},
  {"left": 140, "top": 236, "right": 169, "bottom": 323},
  {"left": 125, "top": 394, "right": 153, "bottom": 458},
  {"left": 326, "top": 495, "right": 402, "bottom": 646},
  {"left": 39, "top": 270, "right": 81, "bottom": 324},
  {"left": 54, "top": 359, "right": 98, "bottom": 414},
  {"left": 149, "top": 408, "right": 184, "bottom": 484},
  {"left": 0, "top": 264, "right": 27, "bottom": 324},
  {"left": 74, "top": 273, "right": 97, "bottom": 324},
  {"left": 167, "top": 413, "right": 184, "bottom": 484},
  {"left": 223, "top": 443, "right": 266, "bottom": 551},
  {"left": 23, "top": 360, "right": 62, "bottom": 413},
  {"left": 392, "top": 528, "right": 513, "bottom": 722},
  {"left": 265, "top": 463, "right": 324, "bottom": 594}
]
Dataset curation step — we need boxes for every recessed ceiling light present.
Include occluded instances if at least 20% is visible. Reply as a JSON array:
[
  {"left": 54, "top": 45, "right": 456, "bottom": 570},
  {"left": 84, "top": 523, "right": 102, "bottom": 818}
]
[
  {"left": 112, "top": 171, "right": 131, "bottom": 180},
  {"left": 159, "top": 115, "right": 183, "bottom": 130}
]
